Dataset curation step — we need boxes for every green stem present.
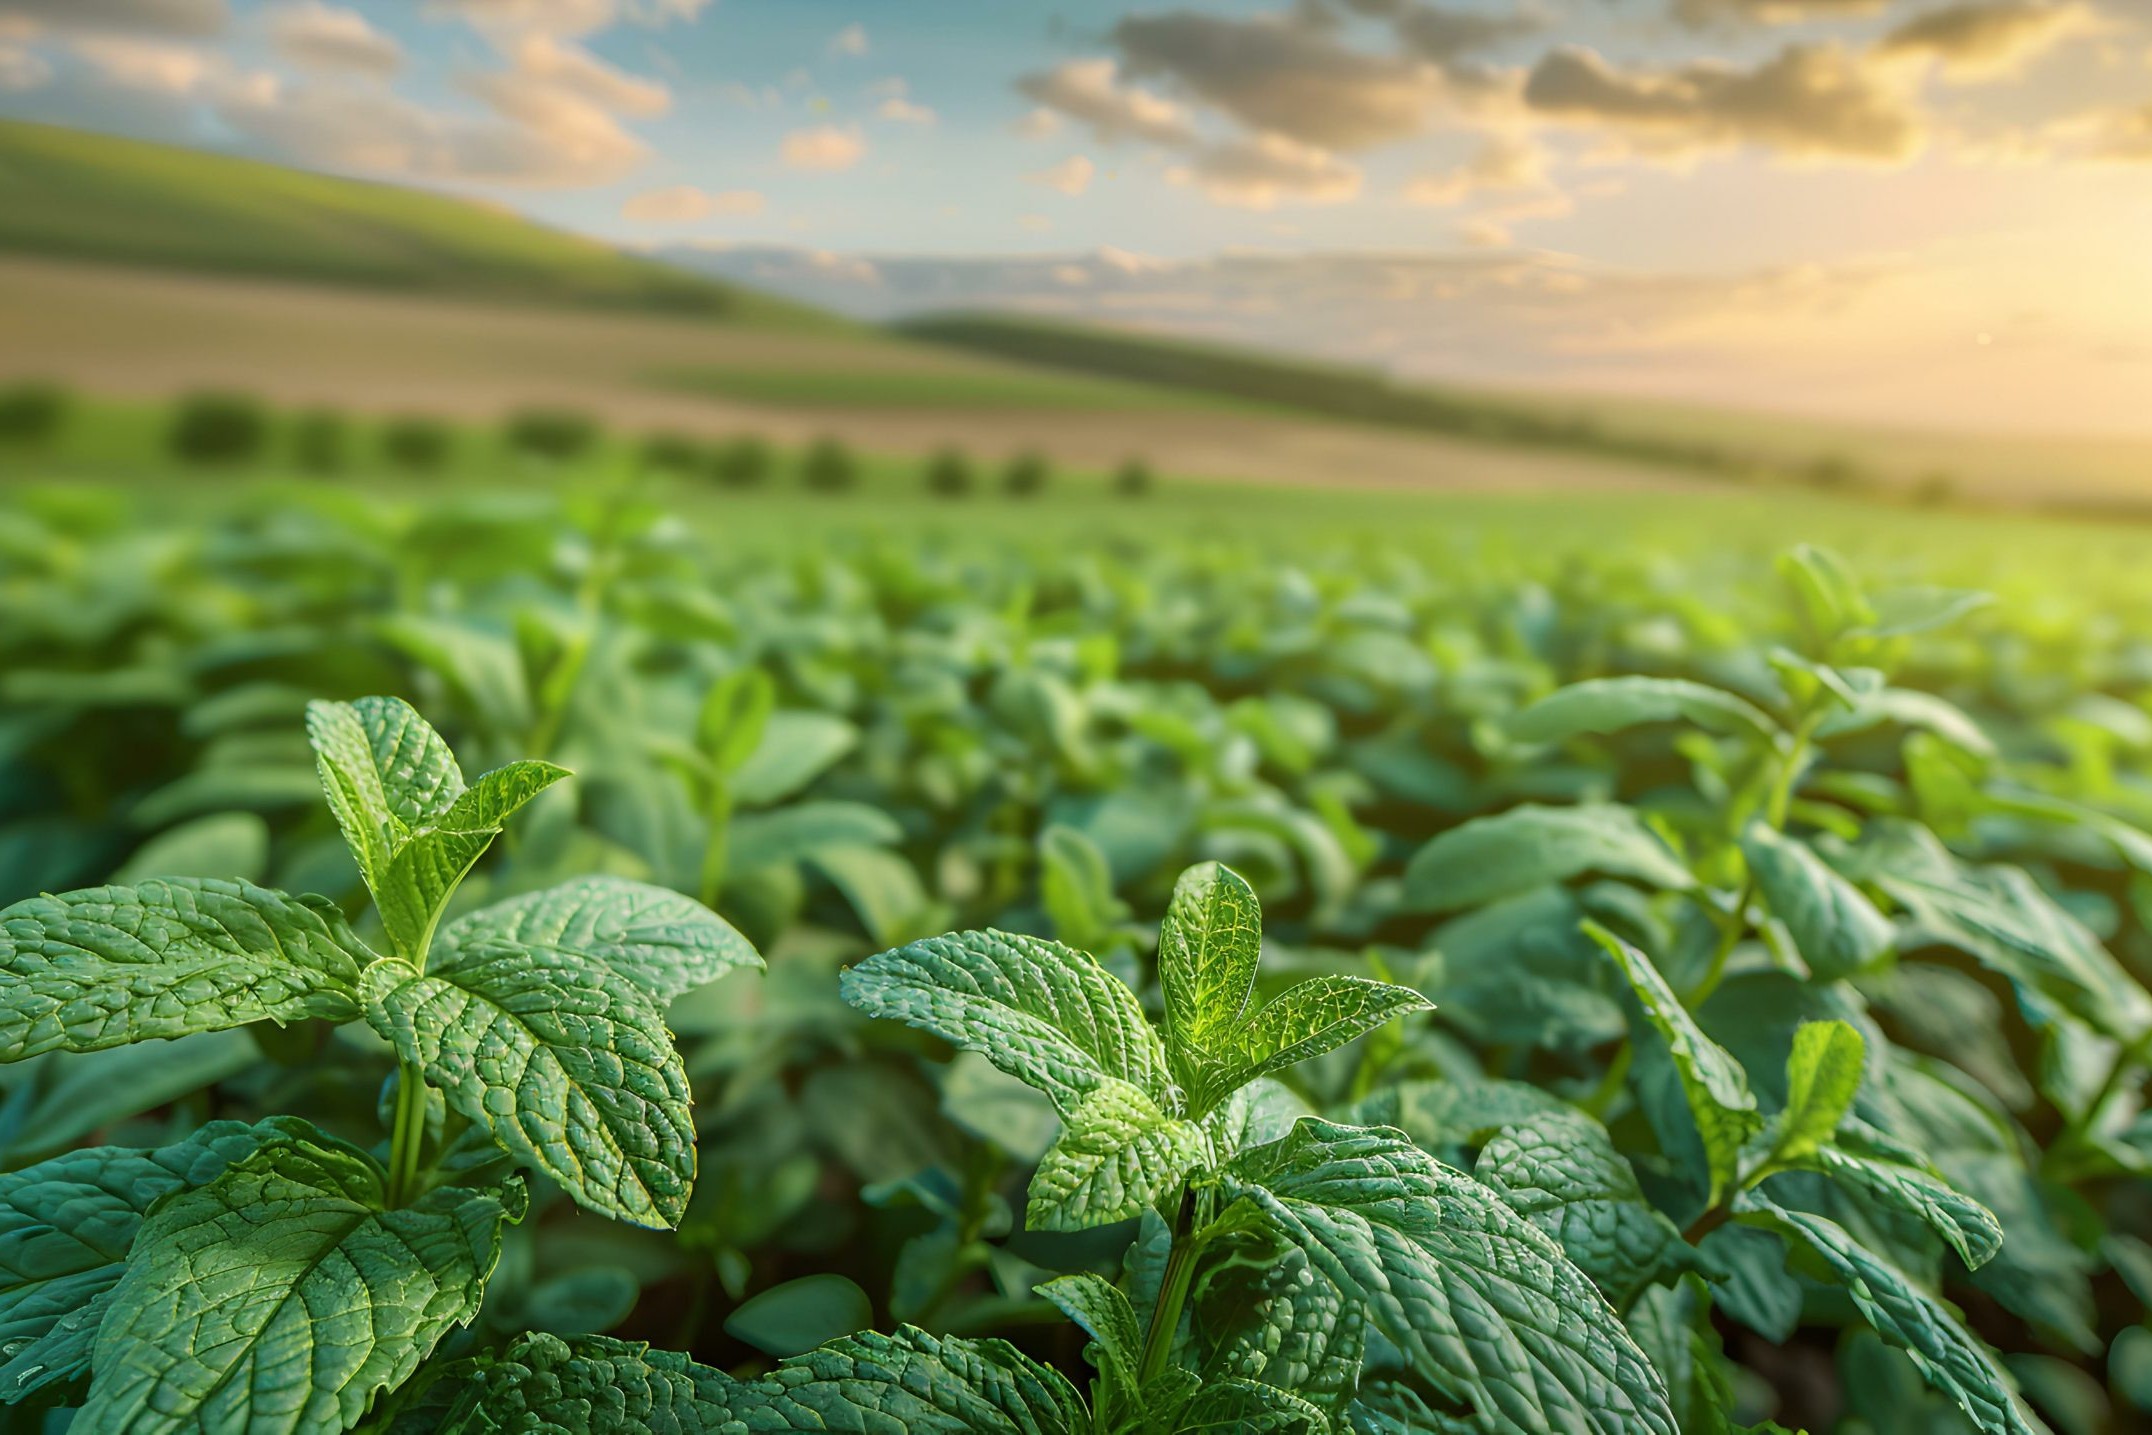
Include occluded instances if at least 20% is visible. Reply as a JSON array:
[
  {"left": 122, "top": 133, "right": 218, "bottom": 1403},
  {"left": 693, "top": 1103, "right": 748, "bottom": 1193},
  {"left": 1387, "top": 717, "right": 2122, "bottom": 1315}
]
[
  {"left": 1138, "top": 1188, "right": 1199, "bottom": 1387},
  {"left": 386, "top": 1058, "right": 428, "bottom": 1206},
  {"left": 698, "top": 779, "right": 735, "bottom": 911}
]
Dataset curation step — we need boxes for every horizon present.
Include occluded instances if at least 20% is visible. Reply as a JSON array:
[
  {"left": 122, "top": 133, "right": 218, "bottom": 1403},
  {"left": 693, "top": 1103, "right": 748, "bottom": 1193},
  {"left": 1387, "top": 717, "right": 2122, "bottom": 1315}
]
[{"left": 1, "top": 0, "right": 2148, "bottom": 438}]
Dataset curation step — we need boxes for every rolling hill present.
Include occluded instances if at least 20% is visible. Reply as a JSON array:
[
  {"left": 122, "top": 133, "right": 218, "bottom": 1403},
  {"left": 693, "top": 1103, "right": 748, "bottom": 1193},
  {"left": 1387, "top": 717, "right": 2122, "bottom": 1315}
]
[{"left": 0, "top": 120, "right": 836, "bottom": 328}]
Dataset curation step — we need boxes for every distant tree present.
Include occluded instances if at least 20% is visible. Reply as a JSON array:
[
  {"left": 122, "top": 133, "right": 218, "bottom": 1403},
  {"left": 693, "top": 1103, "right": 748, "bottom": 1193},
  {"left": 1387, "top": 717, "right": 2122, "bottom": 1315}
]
[
  {"left": 383, "top": 416, "right": 453, "bottom": 473},
  {"left": 639, "top": 431, "right": 703, "bottom": 474},
  {"left": 1002, "top": 450, "right": 1048, "bottom": 498},
  {"left": 1114, "top": 456, "right": 1154, "bottom": 498},
  {"left": 1912, "top": 470, "right": 1960, "bottom": 508},
  {"left": 169, "top": 393, "right": 267, "bottom": 465},
  {"left": 507, "top": 408, "right": 599, "bottom": 464},
  {"left": 290, "top": 409, "right": 348, "bottom": 475},
  {"left": 802, "top": 436, "right": 857, "bottom": 493},
  {"left": 0, "top": 382, "right": 67, "bottom": 447},
  {"left": 711, "top": 435, "right": 772, "bottom": 488},
  {"left": 925, "top": 447, "right": 973, "bottom": 498},
  {"left": 1805, "top": 453, "right": 1864, "bottom": 491}
]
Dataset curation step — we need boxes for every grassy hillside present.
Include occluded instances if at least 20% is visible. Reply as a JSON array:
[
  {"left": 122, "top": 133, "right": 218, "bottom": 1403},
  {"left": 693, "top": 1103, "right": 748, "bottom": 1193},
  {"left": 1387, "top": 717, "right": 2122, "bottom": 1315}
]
[
  {"left": 898, "top": 312, "right": 1777, "bottom": 484},
  {"left": 898, "top": 312, "right": 2152, "bottom": 504},
  {"left": 0, "top": 120, "right": 836, "bottom": 328}
]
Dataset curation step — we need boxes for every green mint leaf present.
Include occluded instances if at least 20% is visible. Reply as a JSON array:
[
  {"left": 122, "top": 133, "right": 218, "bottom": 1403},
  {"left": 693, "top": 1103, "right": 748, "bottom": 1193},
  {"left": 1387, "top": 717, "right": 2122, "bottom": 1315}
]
[
  {"left": 1345, "top": 1381, "right": 1476, "bottom": 1433},
  {"left": 839, "top": 928, "right": 1171, "bottom": 1113},
  {"left": 1816, "top": 688, "right": 1996, "bottom": 761},
  {"left": 434, "top": 877, "right": 760, "bottom": 1004},
  {"left": 1586, "top": 923, "right": 1761, "bottom": 1205},
  {"left": 361, "top": 945, "right": 696, "bottom": 1228},
  {"left": 1159, "top": 861, "right": 1265, "bottom": 1085},
  {"left": 1738, "top": 1195, "right": 2043, "bottom": 1435},
  {"left": 1510, "top": 677, "right": 1780, "bottom": 747},
  {"left": 438, "top": 759, "right": 571, "bottom": 832},
  {"left": 1188, "top": 974, "right": 1430, "bottom": 1114},
  {"left": 1864, "top": 822, "right": 2152, "bottom": 1041},
  {"left": 1196, "top": 1244, "right": 1367, "bottom": 1416},
  {"left": 1778, "top": 544, "right": 1874, "bottom": 643},
  {"left": 1036, "top": 1272, "right": 1142, "bottom": 1401},
  {"left": 307, "top": 698, "right": 567, "bottom": 961},
  {"left": 439, "top": 1326, "right": 1087, "bottom": 1434},
  {"left": 374, "top": 826, "right": 501, "bottom": 960},
  {"left": 1171, "top": 1379, "right": 1328, "bottom": 1433},
  {"left": 1474, "top": 1110, "right": 1696, "bottom": 1311},
  {"left": 1741, "top": 827, "right": 1893, "bottom": 980},
  {"left": 1038, "top": 825, "right": 1128, "bottom": 953},
  {"left": 1223, "top": 1119, "right": 1676, "bottom": 1435},
  {"left": 697, "top": 668, "right": 775, "bottom": 777},
  {"left": 305, "top": 696, "right": 464, "bottom": 882},
  {"left": 371, "top": 762, "right": 571, "bottom": 961},
  {"left": 81, "top": 1130, "right": 522, "bottom": 1435},
  {"left": 1771, "top": 1020, "right": 1866, "bottom": 1164},
  {"left": 1407, "top": 804, "right": 1696, "bottom": 914},
  {"left": 731, "top": 710, "right": 858, "bottom": 806},
  {"left": 1797, "top": 1126, "right": 2005, "bottom": 1269},
  {"left": 0, "top": 878, "right": 368, "bottom": 1059},
  {"left": 724, "top": 801, "right": 904, "bottom": 875},
  {"left": 0, "top": 1118, "right": 298, "bottom": 1400},
  {"left": 1027, "top": 1078, "right": 1203, "bottom": 1232}
]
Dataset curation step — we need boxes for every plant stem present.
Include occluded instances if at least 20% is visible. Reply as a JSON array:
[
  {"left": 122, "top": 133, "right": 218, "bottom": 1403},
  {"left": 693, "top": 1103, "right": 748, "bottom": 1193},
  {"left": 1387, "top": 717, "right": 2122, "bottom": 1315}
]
[
  {"left": 697, "top": 777, "right": 734, "bottom": 911},
  {"left": 1138, "top": 1188, "right": 1199, "bottom": 1387},
  {"left": 386, "top": 1057, "right": 428, "bottom": 1206}
]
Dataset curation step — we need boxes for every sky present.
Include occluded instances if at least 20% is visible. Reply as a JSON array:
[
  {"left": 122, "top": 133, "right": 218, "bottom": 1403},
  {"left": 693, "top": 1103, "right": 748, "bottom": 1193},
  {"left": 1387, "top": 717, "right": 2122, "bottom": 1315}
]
[{"left": 1, "top": 0, "right": 2149, "bottom": 436}]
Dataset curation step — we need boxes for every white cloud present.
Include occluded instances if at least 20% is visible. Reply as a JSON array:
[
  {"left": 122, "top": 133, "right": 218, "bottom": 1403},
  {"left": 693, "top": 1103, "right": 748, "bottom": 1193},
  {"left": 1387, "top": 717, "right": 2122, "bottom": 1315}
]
[
  {"left": 1014, "top": 57, "right": 1195, "bottom": 147},
  {"left": 0, "top": 0, "right": 226, "bottom": 38},
  {"left": 828, "top": 22, "right": 867, "bottom": 57},
  {"left": 1013, "top": 106, "right": 1063, "bottom": 139},
  {"left": 266, "top": 2, "right": 400, "bottom": 79},
  {"left": 1029, "top": 154, "right": 1096, "bottom": 195},
  {"left": 879, "top": 95, "right": 935, "bottom": 124},
  {"left": 0, "top": 41, "right": 49, "bottom": 88},
  {"left": 621, "top": 183, "right": 765, "bottom": 221},
  {"left": 423, "top": 0, "right": 710, "bottom": 39},
  {"left": 1168, "top": 132, "right": 1363, "bottom": 209},
  {"left": 782, "top": 123, "right": 865, "bottom": 170},
  {"left": 69, "top": 34, "right": 216, "bottom": 93},
  {"left": 1404, "top": 134, "right": 1548, "bottom": 204}
]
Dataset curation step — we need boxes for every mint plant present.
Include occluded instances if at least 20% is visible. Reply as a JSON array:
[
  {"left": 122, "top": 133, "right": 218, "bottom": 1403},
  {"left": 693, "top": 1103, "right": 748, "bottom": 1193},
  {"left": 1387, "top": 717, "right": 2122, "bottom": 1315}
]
[
  {"left": 457, "top": 862, "right": 1688, "bottom": 1433},
  {"left": 0, "top": 697, "right": 760, "bottom": 1431}
]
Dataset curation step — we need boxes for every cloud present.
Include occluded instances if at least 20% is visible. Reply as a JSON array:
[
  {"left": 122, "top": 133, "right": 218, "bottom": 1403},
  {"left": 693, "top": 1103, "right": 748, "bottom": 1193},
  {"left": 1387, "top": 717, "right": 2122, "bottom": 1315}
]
[
  {"left": 266, "top": 2, "right": 400, "bottom": 79},
  {"left": 423, "top": 0, "right": 710, "bottom": 38},
  {"left": 2084, "top": 102, "right": 2152, "bottom": 160},
  {"left": 1112, "top": 10, "right": 1444, "bottom": 150},
  {"left": 0, "top": 0, "right": 226, "bottom": 38},
  {"left": 1873, "top": 2, "right": 2094, "bottom": 80},
  {"left": 1013, "top": 106, "right": 1064, "bottom": 138},
  {"left": 0, "top": 40, "right": 48, "bottom": 88},
  {"left": 1524, "top": 43, "right": 1924, "bottom": 162},
  {"left": 782, "top": 123, "right": 865, "bottom": 170},
  {"left": 485, "top": 31, "right": 667, "bottom": 116},
  {"left": 70, "top": 34, "right": 216, "bottom": 93},
  {"left": 1332, "top": 0, "right": 1542, "bottom": 62},
  {"left": 202, "top": 27, "right": 668, "bottom": 186},
  {"left": 1404, "top": 133, "right": 1547, "bottom": 203},
  {"left": 1028, "top": 154, "right": 1096, "bottom": 195},
  {"left": 828, "top": 22, "right": 867, "bottom": 57},
  {"left": 214, "top": 75, "right": 641, "bottom": 184},
  {"left": 1672, "top": 0, "right": 1888, "bottom": 25},
  {"left": 1014, "top": 57, "right": 1195, "bottom": 146},
  {"left": 879, "top": 95, "right": 935, "bottom": 124},
  {"left": 621, "top": 183, "right": 765, "bottom": 221},
  {"left": 1168, "top": 132, "right": 1363, "bottom": 207}
]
